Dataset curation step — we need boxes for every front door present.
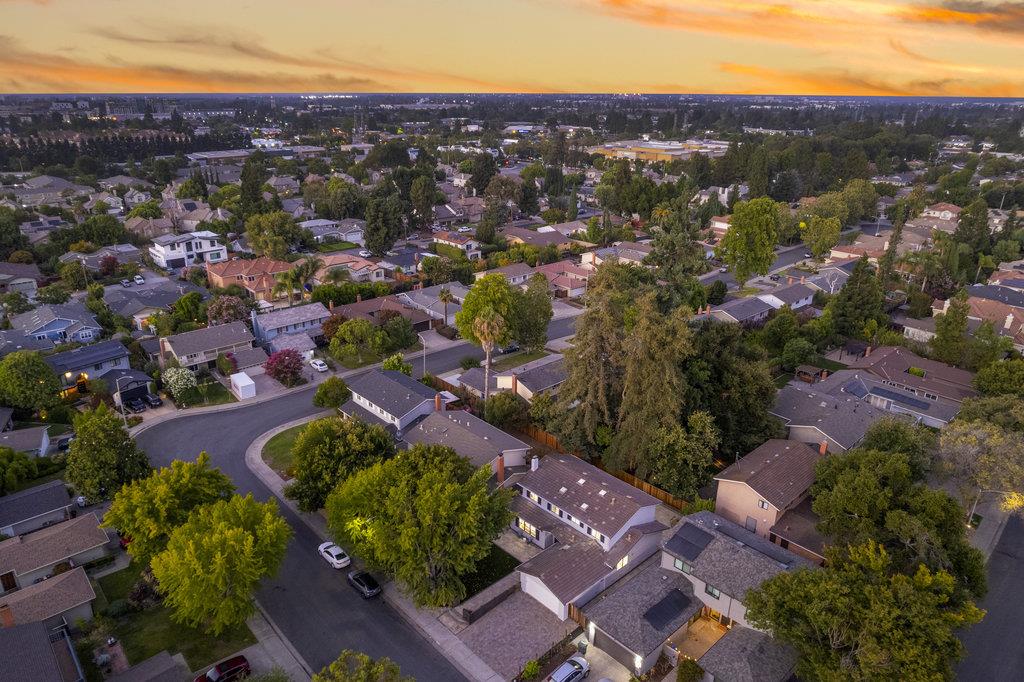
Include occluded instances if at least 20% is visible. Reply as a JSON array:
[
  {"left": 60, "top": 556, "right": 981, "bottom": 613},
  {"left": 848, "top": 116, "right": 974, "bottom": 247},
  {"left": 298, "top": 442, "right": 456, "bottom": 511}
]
[{"left": 745, "top": 516, "right": 757, "bottom": 532}]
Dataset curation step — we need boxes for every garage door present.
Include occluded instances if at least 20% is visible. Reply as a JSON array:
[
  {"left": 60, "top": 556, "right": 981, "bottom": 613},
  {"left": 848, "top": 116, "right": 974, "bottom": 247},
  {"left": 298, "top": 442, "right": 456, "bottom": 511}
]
[{"left": 592, "top": 626, "right": 637, "bottom": 671}]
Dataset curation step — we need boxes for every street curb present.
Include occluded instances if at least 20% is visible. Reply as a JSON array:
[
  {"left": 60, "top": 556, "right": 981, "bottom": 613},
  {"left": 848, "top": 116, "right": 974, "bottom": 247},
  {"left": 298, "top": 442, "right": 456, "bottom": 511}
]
[{"left": 251, "top": 600, "right": 316, "bottom": 680}]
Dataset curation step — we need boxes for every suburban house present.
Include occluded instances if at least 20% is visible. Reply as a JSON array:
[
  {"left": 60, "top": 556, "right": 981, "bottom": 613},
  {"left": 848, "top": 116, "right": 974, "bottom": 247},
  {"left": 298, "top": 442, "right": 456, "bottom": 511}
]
[
  {"left": 923, "top": 202, "right": 962, "bottom": 222},
  {"left": 10, "top": 303, "right": 101, "bottom": 344},
  {"left": 501, "top": 227, "right": 575, "bottom": 252},
  {"left": 499, "top": 355, "right": 567, "bottom": 402},
  {"left": 771, "top": 381, "right": 888, "bottom": 452},
  {"left": 398, "top": 282, "right": 470, "bottom": 326},
  {"left": 0, "top": 480, "right": 72, "bottom": 537},
  {"left": 581, "top": 242, "right": 652, "bottom": 270},
  {"left": 707, "top": 215, "right": 731, "bottom": 240},
  {"left": 0, "top": 263, "right": 42, "bottom": 300},
  {"left": 332, "top": 295, "right": 434, "bottom": 332},
  {"left": 0, "top": 513, "right": 108, "bottom": 628},
  {"left": 543, "top": 220, "right": 589, "bottom": 238},
  {"left": 315, "top": 253, "right": 385, "bottom": 283},
  {"left": 508, "top": 454, "right": 666, "bottom": 622},
  {"left": 148, "top": 231, "right": 227, "bottom": 270},
  {"left": 847, "top": 346, "right": 977, "bottom": 404},
  {"left": 105, "top": 282, "right": 210, "bottom": 331},
  {"left": 402, "top": 408, "right": 530, "bottom": 476},
  {"left": 757, "top": 283, "right": 815, "bottom": 311},
  {"left": 434, "top": 231, "right": 483, "bottom": 260},
  {"left": 44, "top": 339, "right": 130, "bottom": 390},
  {"left": 58, "top": 244, "right": 142, "bottom": 272},
  {"left": 922, "top": 294, "right": 1024, "bottom": 351},
  {"left": 206, "top": 257, "right": 293, "bottom": 303},
  {"left": 251, "top": 303, "right": 330, "bottom": 358},
  {"left": 433, "top": 204, "right": 461, "bottom": 228},
  {"left": 534, "top": 260, "right": 591, "bottom": 299},
  {"left": 83, "top": 192, "right": 124, "bottom": 215},
  {"left": 714, "top": 440, "right": 822, "bottom": 541},
  {"left": 584, "top": 511, "right": 804, "bottom": 678},
  {"left": 474, "top": 262, "right": 535, "bottom": 287},
  {"left": 0, "top": 330, "right": 51, "bottom": 359},
  {"left": 0, "top": 427, "right": 50, "bottom": 458},
  {"left": 0, "top": 621, "right": 86, "bottom": 682},
  {"left": 341, "top": 369, "right": 452, "bottom": 433},
  {"left": 159, "top": 320, "right": 255, "bottom": 371},
  {"left": 709, "top": 298, "right": 773, "bottom": 326},
  {"left": 124, "top": 216, "right": 174, "bottom": 240},
  {"left": 297, "top": 218, "right": 365, "bottom": 245},
  {"left": 812, "top": 369, "right": 962, "bottom": 428}
]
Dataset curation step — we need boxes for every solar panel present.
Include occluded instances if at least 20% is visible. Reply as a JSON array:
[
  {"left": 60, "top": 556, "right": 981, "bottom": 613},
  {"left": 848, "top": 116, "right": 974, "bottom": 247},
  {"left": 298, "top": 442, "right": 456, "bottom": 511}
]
[
  {"left": 872, "top": 387, "right": 931, "bottom": 411},
  {"left": 664, "top": 523, "right": 713, "bottom": 561},
  {"left": 643, "top": 589, "right": 693, "bottom": 631},
  {"left": 842, "top": 380, "right": 868, "bottom": 399}
]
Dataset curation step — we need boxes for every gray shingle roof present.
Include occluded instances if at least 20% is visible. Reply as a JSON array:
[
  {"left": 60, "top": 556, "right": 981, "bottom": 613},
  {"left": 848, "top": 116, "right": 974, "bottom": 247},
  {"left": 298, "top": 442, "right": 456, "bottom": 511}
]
[
  {"left": 764, "top": 282, "right": 814, "bottom": 305},
  {"left": 0, "top": 512, "right": 108, "bottom": 576},
  {"left": 0, "top": 426, "right": 50, "bottom": 454},
  {"left": 44, "top": 340, "right": 128, "bottom": 376},
  {"left": 698, "top": 626, "right": 797, "bottom": 682},
  {"left": 346, "top": 369, "right": 437, "bottom": 420},
  {"left": 10, "top": 303, "right": 99, "bottom": 336},
  {"left": 512, "top": 356, "right": 566, "bottom": 394},
  {"left": 3, "top": 566, "right": 96, "bottom": 626},
  {"left": 0, "top": 331, "right": 53, "bottom": 358},
  {"left": 164, "top": 321, "right": 253, "bottom": 357},
  {"left": 817, "top": 370, "right": 962, "bottom": 423},
  {"left": 0, "top": 622, "right": 66, "bottom": 682},
  {"left": 0, "top": 480, "right": 70, "bottom": 530},
  {"left": 255, "top": 302, "right": 330, "bottom": 331},
  {"left": 715, "top": 440, "right": 820, "bottom": 510},
  {"left": 713, "top": 297, "right": 773, "bottom": 322},
  {"left": 402, "top": 410, "right": 529, "bottom": 467},
  {"left": 771, "top": 382, "right": 889, "bottom": 450}
]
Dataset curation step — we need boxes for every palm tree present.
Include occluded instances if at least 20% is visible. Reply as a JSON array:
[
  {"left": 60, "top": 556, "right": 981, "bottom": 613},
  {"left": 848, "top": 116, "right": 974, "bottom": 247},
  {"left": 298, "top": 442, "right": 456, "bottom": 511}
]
[
  {"left": 273, "top": 269, "right": 301, "bottom": 307},
  {"left": 324, "top": 267, "right": 351, "bottom": 285},
  {"left": 473, "top": 307, "right": 506, "bottom": 402},
  {"left": 293, "top": 256, "right": 324, "bottom": 301},
  {"left": 438, "top": 287, "right": 454, "bottom": 326}
]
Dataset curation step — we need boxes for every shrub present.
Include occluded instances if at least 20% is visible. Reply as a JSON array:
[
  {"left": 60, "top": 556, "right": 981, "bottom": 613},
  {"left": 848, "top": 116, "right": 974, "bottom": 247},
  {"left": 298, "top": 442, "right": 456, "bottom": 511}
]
[
  {"left": 264, "top": 349, "right": 304, "bottom": 387},
  {"left": 460, "top": 356, "right": 481, "bottom": 370},
  {"left": 483, "top": 392, "right": 528, "bottom": 428},
  {"left": 102, "top": 599, "right": 133, "bottom": 618},
  {"left": 520, "top": 660, "right": 540, "bottom": 681},
  {"left": 163, "top": 367, "right": 197, "bottom": 400},
  {"left": 676, "top": 659, "right": 704, "bottom": 682},
  {"left": 216, "top": 352, "right": 238, "bottom": 376},
  {"left": 313, "top": 377, "right": 351, "bottom": 409}
]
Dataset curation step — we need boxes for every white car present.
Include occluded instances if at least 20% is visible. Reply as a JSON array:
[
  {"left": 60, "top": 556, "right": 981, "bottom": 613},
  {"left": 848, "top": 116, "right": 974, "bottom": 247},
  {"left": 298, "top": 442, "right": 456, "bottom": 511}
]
[
  {"left": 358, "top": 250, "right": 372, "bottom": 258},
  {"left": 318, "top": 542, "right": 351, "bottom": 569},
  {"left": 310, "top": 358, "right": 329, "bottom": 372},
  {"left": 547, "top": 655, "right": 589, "bottom": 682},
  {"left": 133, "top": 274, "right": 145, "bottom": 285},
  {"left": 457, "top": 226, "right": 472, "bottom": 233}
]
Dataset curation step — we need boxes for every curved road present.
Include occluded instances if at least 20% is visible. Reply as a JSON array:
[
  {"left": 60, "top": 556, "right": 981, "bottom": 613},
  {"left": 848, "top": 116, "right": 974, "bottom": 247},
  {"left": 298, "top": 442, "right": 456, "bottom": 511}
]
[{"left": 134, "top": 315, "right": 577, "bottom": 680}]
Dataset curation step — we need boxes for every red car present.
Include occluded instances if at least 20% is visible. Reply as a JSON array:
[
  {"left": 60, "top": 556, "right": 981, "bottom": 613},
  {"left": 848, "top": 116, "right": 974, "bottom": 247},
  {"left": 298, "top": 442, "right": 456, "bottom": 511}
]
[{"left": 194, "top": 655, "right": 250, "bottom": 682}]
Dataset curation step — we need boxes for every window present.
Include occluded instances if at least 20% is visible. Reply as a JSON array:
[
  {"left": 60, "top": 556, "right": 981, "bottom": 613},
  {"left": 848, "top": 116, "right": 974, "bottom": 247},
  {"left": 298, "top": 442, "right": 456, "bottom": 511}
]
[
  {"left": 526, "top": 491, "right": 540, "bottom": 505},
  {"left": 549, "top": 504, "right": 560, "bottom": 516},
  {"left": 705, "top": 584, "right": 721, "bottom": 599},
  {"left": 673, "top": 558, "right": 692, "bottom": 574},
  {"left": 615, "top": 556, "right": 629, "bottom": 570},
  {"left": 516, "top": 517, "right": 539, "bottom": 540},
  {"left": 757, "top": 499, "right": 769, "bottom": 510},
  {"left": 599, "top": 533, "right": 606, "bottom": 543}
]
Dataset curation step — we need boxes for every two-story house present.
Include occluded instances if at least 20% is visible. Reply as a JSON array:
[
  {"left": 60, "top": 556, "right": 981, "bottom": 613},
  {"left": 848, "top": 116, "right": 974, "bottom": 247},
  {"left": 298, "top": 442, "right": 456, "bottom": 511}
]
[
  {"left": 148, "top": 230, "right": 227, "bottom": 270},
  {"left": 340, "top": 369, "right": 449, "bottom": 433},
  {"left": 251, "top": 303, "right": 331, "bottom": 359},
  {"left": 44, "top": 340, "right": 130, "bottom": 391},
  {"left": 433, "top": 231, "right": 482, "bottom": 261},
  {"left": 10, "top": 304, "right": 101, "bottom": 344},
  {"left": 315, "top": 253, "right": 385, "bottom": 283},
  {"left": 508, "top": 454, "right": 666, "bottom": 622},
  {"left": 159, "top": 321, "right": 255, "bottom": 371},
  {"left": 206, "top": 257, "right": 293, "bottom": 303},
  {"left": 58, "top": 244, "right": 142, "bottom": 272},
  {"left": 0, "top": 480, "right": 72, "bottom": 538},
  {"left": 473, "top": 262, "right": 535, "bottom": 287}
]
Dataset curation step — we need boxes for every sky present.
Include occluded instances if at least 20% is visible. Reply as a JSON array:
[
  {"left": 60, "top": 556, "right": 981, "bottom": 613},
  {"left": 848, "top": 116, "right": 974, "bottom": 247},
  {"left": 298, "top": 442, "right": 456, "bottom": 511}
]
[{"left": 1, "top": 0, "right": 1022, "bottom": 96}]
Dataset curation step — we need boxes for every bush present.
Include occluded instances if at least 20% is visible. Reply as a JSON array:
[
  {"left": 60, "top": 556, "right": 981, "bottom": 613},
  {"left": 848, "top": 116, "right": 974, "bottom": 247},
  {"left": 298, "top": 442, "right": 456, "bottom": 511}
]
[
  {"left": 102, "top": 599, "right": 133, "bottom": 618},
  {"left": 520, "top": 659, "right": 540, "bottom": 681},
  {"left": 483, "top": 392, "right": 528, "bottom": 428},
  {"left": 676, "top": 659, "right": 704, "bottom": 682},
  {"left": 163, "top": 367, "right": 197, "bottom": 400},
  {"left": 313, "top": 377, "right": 351, "bottom": 409},
  {"left": 460, "top": 356, "right": 481, "bottom": 370},
  {"left": 264, "top": 349, "right": 304, "bottom": 387}
]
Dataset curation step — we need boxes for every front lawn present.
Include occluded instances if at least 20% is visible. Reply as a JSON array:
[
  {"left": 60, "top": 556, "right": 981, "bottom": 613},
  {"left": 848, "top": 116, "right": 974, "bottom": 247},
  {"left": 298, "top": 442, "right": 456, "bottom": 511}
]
[
  {"left": 315, "top": 241, "right": 358, "bottom": 253},
  {"left": 491, "top": 350, "right": 548, "bottom": 373},
  {"left": 262, "top": 424, "right": 306, "bottom": 478},
  {"left": 180, "top": 380, "right": 236, "bottom": 408},
  {"left": 461, "top": 544, "right": 520, "bottom": 599},
  {"left": 96, "top": 563, "right": 256, "bottom": 671}
]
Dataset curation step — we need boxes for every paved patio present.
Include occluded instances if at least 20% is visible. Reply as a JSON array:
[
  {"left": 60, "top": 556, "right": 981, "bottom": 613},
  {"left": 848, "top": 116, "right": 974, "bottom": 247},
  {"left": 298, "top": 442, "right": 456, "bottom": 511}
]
[
  {"left": 494, "top": 529, "right": 542, "bottom": 563},
  {"left": 670, "top": 617, "right": 727, "bottom": 660},
  {"left": 458, "top": 590, "right": 576, "bottom": 680}
]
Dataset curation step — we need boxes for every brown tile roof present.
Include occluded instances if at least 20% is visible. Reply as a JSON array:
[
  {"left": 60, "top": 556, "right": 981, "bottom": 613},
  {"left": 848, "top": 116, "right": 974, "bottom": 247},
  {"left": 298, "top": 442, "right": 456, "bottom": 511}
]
[
  {"left": 2, "top": 567, "right": 95, "bottom": 625},
  {"left": 715, "top": 440, "right": 820, "bottom": 511},
  {"left": 0, "top": 513, "right": 107, "bottom": 576},
  {"left": 206, "top": 257, "right": 292, "bottom": 279}
]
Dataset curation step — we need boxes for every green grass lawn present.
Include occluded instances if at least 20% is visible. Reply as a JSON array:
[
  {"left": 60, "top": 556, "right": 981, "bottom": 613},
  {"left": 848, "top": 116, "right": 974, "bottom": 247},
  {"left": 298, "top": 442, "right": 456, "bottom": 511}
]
[
  {"left": 490, "top": 349, "right": 549, "bottom": 373},
  {"left": 15, "top": 421, "right": 73, "bottom": 437},
  {"left": 339, "top": 353, "right": 381, "bottom": 370},
  {"left": 461, "top": 544, "right": 520, "bottom": 598},
  {"left": 812, "top": 354, "right": 848, "bottom": 371},
  {"left": 315, "top": 241, "right": 358, "bottom": 253},
  {"left": 180, "top": 381, "right": 236, "bottom": 408},
  {"left": 262, "top": 423, "right": 306, "bottom": 478},
  {"left": 97, "top": 564, "right": 256, "bottom": 671},
  {"left": 11, "top": 467, "right": 66, "bottom": 493},
  {"left": 774, "top": 374, "right": 793, "bottom": 389}
]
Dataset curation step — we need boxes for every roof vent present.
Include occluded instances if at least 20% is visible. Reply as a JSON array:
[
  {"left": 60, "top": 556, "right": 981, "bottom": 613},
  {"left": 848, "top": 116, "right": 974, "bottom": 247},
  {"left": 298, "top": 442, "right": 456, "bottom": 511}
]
[
  {"left": 577, "top": 478, "right": 586, "bottom": 485},
  {"left": 581, "top": 503, "right": 589, "bottom": 510},
  {"left": 559, "top": 486, "right": 568, "bottom": 494},
  {"left": 598, "top": 490, "right": 607, "bottom": 496}
]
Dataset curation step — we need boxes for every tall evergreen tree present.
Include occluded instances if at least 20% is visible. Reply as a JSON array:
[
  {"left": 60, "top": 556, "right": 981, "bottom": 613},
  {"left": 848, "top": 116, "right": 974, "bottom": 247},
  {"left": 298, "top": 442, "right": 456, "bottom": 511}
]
[{"left": 830, "top": 257, "right": 884, "bottom": 338}]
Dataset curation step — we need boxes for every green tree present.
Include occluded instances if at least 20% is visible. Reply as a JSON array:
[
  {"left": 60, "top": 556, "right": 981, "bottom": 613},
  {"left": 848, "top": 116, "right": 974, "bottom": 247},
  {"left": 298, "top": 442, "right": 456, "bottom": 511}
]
[
  {"left": 364, "top": 192, "right": 404, "bottom": 256},
  {"left": 245, "top": 211, "right": 302, "bottom": 260},
  {"left": 954, "top": 196, "right": 991, "bottom": 254},
  {"left": 239, "top": 153, "right": 268, "bottom": 217},
  {"left": 746, "top": 146, "right": 770, "bottom": 198},
  {"left": 859, "top": 417, "right": 936, "bottom": 478},
  {"left": 152, "top": 494, "right": 291, "bottom": 635},
  {"left": 326, "top": 444, "right": 512, "bottom": 607},
  {"left": 469, "top": 153, "right": 498, "bottom": 196},
  {"left": 515, "top": 274, "right": 553, "bottom": 352},
  {"left": 455, "top": 274, "right": 517, "bottom": 401},
  {"left": 101, "top": 452, "right": 233, "bottom": 564},
  {"left": 761, "top": 306, "right": 800, "bottom": 355},
  {"left": 800, "top": 215, "right": 841, "bottom": 260},
  {"left": 59, "top": 261, "right": 89, "bottom": 290},
  {"left": 329, "top": 318, "right": 386, "bottom": 364},
  {"left": 938, "top": 420, "right": 1024, "bottom": 515},
  {"left": 779, "top": 337, "right": 815, "bottom": 371},
  {"left": 931, "top": 290, "right": 969, "bottom": 365},
  {"left": 381, "top": 353, "right": 412, "bottom": 376},
  {"left": 829, "top": 257, "right": 884, "bottom": 338},
  {"left": 410, "top": 175, "right": 437, "bottom": 231},
  {"left": 127, "top": 199, "right": 162, "bottom": 219},
  {"left": 745, "top": 541, "right": 983, "bottom": 682},
  {"left": 0, "top": 351, "right": 60, "bottom": 412},
  {"left": 206, "top": 295, "right": 249, "bottom": 325},
  {"left": 645, "top": 412, "right": 719, "bottom": 500},
  {"left": 65, "top": 403, "right": 150, "bottom": 500},
  {"left": 285, "top": 416, "right": 396, "bottom": 512},
  {"left": 975, "top": 359, "right": 1024, "bottom": 397},
  {"left": 36, "top": 282, "right": 71, "bottom": 304},
  {"left": 312, "top": 650, "right": 412, "bottom": 682},
  {"left": 958, "top": 395, "right": 1024, "bottom": 433},
  {"left": 715, "top": 197, "right": 780, "bottom": 284},
  {"left": 964, "top": 320, "right": 1012, "bottom": 372},
  {"left": 313, "top": 376, "right": 351, "bottom": 409},
  {"left": 0, "top": 447, "right": 37, "bottom": 495}
]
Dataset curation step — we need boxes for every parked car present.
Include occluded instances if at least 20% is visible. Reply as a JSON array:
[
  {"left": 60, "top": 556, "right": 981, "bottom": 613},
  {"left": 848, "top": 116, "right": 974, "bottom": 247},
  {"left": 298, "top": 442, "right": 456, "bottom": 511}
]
[
  {"left": 769, "top": 274, "right": 781, "bottom": 282},
  {"left": 142, "top": 393, "right": 163, "bottom": 407},
  {"left": 124, "top": 398, "right": 146, "bottom": 413},
  {"left": 133, "top": 274, "right": 145, "bottom": 285},
  {"left": 358, "top": 250, "right": 372, "bottom": 258},
  {"left": 803, "top": 252, "right": 813, "bottom": 258},
  {"left": 120, "top": 279, "right": 131, "bottom": 287},
  {"left": 497, "top": 342, "right": 520, "bottom": 354},
  {"left": 193, "top": 655, "right": 250, "bottom": 682},
  {"left": 347, "top": 570, "right": 381, "bottom": 598},
  {"left": 457, "top": 226, "right": 472, "bottom": 233},
  {"left": 310, "top": 359, "right": 329, "bottom": 373},
  {"left": 547, "top": 655, "right": 590, "bottom": 682},
  {"left": 318, "top": 542, "right": 351, "bottom": 569},
  {"left": 719, "top": 267, "right": 728, "bottom": 273},
  {"left": 57, "top": 436, "right": 74, "bottom": 452}
]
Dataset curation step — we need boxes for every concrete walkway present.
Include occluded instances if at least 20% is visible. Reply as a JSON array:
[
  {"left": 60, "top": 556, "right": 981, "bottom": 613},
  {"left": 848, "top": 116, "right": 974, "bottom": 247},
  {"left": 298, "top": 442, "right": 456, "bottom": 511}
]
[
  {"left": 244, "top": 423, "right": 503, "bottom": 682},
  {"left": 243, "top": 605, "right": 315, "bottom": 681}
]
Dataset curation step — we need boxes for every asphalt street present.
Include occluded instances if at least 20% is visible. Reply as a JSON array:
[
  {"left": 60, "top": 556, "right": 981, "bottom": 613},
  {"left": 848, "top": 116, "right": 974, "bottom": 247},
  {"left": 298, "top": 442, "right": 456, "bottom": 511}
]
[
  {"left": 133, "top": 315, "right": 577, "bottom": 680},
  {"left": 699, "top": 242, "right": 813, "bottom": 289},
  {"left": 957, "top": 514, "right": 1024, "bottom": 681}
]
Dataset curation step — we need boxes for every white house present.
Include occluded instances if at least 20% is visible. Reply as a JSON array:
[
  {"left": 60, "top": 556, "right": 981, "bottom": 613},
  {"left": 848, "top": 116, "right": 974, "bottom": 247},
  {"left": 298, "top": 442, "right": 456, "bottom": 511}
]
[
  {"left": 148, "top": 230, "right": 227, "bottom": 270},
  {"left": 341, "top": 369, "right": 451, "bottom": 432}
]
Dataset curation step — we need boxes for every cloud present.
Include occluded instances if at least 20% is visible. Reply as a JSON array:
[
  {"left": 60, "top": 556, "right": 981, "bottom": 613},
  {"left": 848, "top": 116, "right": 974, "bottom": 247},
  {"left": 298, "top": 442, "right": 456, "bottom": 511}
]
[{"left": 899, "top": 2, "right": 1024, "bottom": 33}]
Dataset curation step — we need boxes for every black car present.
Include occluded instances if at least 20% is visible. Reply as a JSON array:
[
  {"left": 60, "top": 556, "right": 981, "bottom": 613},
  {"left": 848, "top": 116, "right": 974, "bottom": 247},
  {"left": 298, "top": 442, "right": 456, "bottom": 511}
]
[
  {"left": 498, "top": 342, "right": 521, "bottom": 354},
  {"left": 142, "top": 393, "right": 163, "bottom": 407},
  {"left": 347, "top": 570, "right": 381, "bottom": 598},
  {"left": 57, "top": 436, "right": 74, "bottom": 452},
  {"left": 769, "top": 274, "right": 781, "bottom": 282},
  {"left": 124, "top": 398, "right": 146, "bottom": 413}
]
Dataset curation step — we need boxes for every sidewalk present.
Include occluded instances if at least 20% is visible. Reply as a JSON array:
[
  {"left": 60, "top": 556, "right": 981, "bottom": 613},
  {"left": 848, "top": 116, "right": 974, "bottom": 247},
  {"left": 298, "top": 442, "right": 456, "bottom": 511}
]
[
  {"left": 243, "top": 605, "right": 314, "bottom": 681},
  {"left": 244, "top": 423, "right": 504, "bottom": 682},
  {"left": 967, "top": 494, "right": 1010, "bottom": 560}
]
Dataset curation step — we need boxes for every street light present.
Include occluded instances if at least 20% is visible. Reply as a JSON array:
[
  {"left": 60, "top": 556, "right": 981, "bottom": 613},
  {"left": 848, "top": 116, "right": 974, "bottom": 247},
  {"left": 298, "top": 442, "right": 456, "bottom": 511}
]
[
  {"left": 417, "top": 332, "right": 427, "bottom": 377},
  {"left": 114, "top": 375, "right": 132, "bottom": 427}
]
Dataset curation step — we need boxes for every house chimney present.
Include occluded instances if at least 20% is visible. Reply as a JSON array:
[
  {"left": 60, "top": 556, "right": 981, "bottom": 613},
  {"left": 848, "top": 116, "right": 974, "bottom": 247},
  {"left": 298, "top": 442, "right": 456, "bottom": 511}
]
[
  {"left": 496, "top": 454, "right": 505, "bottom": 484},
  {"left": 531, "top": 456, "right": 539, "bottom": 472},
  {"left": 819, "top": 440, "right": 829, "bottom": 456},
  {"left": 0, "top": 604, "right": 13, "bottom": 628},
  {"left": 328, "top": 300, "right": 334, "bottom": 311},
  {"left": 864, "top": 345, "right": 872, "bottom": 357},
  {"left": 356, "top": 293, "right": 362, "bottom": 303},
  {"left": 434, "top": 394, "right": 442, "bottom": 411},
  {"left": 820, "top": 369, "right": 828, "bottom": 381},
  {"left": 800, "top": 276, "right": 806, "bottom": 284},
  {"left": 787, "top": 276, "right": 794, "bottom": 285},
  {"left": 511, "top": 375, "right": 518, "bottom": 395}
]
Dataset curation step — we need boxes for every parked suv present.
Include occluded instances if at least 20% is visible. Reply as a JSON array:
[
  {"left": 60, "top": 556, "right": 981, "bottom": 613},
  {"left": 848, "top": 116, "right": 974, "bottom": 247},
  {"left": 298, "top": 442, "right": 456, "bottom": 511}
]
[
  {"left": 123, "top": 397, "right": 146, "bottom": 413},
  {"left": 142, "top": 393, "right": 163, "bottom": 407},
  {"left": 347, "top": 570, "right": 381, "bottom": 598},
  {"left": 194, "top": 655, "right": 250, "bottom": 682},
  {"left": 547, "top": 655, "right": 590, "bottom": 682}
]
